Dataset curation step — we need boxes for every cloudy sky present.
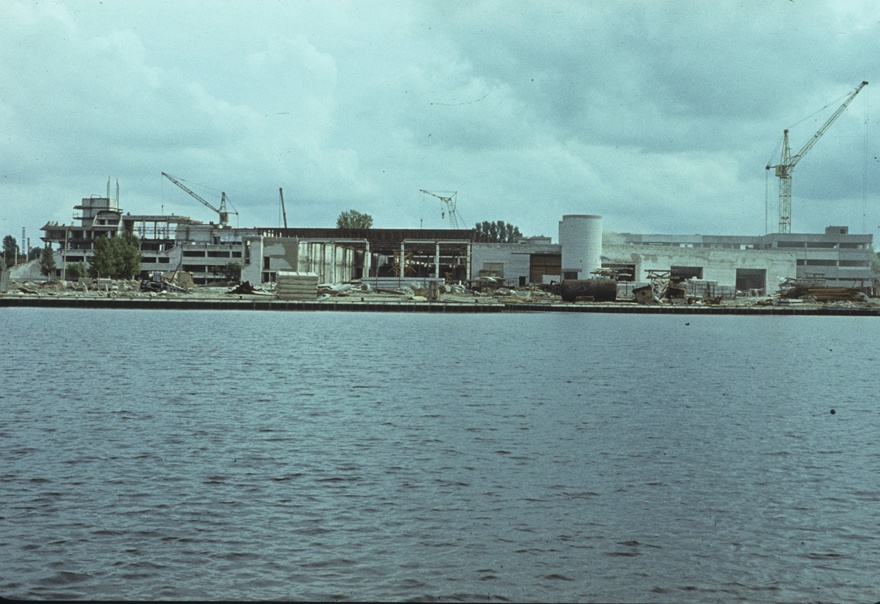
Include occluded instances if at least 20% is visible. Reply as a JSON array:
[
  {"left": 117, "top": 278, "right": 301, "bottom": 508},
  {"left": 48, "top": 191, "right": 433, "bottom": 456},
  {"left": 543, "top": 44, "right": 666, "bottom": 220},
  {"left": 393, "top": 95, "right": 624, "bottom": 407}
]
[{"left": 3, "top": 0, "right": 880, "bottom": 249}]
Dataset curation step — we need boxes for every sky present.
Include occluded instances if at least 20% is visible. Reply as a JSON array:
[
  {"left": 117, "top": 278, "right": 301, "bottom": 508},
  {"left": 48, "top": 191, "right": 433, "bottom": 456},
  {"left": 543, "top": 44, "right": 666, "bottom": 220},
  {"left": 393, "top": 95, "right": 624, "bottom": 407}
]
[{"left": 3, "top": 0, "right": 880, "bottom": 250}]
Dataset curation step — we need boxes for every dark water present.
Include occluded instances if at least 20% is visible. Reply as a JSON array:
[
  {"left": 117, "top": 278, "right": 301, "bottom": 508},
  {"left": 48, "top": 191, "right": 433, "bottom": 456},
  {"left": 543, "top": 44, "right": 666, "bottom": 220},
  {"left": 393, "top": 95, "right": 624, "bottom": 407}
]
[{"left": 1, "top": 308, "right": 878, "bottom": 602}]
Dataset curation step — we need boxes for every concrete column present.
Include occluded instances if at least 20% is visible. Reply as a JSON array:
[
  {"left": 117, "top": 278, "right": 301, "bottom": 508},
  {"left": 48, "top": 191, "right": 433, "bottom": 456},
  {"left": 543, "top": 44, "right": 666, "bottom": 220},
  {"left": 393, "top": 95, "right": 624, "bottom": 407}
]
[
  {"left": 400, "top": 241, "right": 406, "bottom": 285},
  {"left": 329, "top": 243, "right": 335, "bottom": 283},
  {"left": 435, "top": 242, "right": 441, "bottom": 279},
  {"left": 364, "top": 241, "right": 371, "bottom": 279}
]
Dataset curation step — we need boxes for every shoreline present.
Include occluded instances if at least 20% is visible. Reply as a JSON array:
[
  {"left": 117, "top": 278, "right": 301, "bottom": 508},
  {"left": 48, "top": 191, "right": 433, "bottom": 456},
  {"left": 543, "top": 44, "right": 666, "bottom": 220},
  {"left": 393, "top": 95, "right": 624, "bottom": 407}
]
[{"left": 2, "top": 293, "right": 879, "bottom": 316}]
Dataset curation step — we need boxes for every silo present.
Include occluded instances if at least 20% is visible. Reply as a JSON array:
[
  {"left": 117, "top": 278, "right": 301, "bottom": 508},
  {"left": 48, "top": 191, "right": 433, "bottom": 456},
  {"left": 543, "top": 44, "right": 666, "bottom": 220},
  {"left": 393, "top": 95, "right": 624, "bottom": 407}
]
[{"left": 559, "top": 214, "right": 602, "bottom": 280}]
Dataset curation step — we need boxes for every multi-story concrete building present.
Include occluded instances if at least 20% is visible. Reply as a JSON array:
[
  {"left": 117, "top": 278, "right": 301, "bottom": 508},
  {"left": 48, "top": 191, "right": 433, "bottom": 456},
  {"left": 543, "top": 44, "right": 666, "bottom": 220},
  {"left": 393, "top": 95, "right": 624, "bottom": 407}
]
[
  {"left": 613, "top": 226, "right": 874, "bottom": 289},
  {"left": 40, "top": 195, "right": 473, "bottom": 287},
  {"left": 40, "top": 191, "right": 874, "bottom": 295},
  {"left": 470, "top": 216, "right": 874, "bottom": 295},
  {"left": 40, "top": 195, "right": 260, "bottom": 284}
]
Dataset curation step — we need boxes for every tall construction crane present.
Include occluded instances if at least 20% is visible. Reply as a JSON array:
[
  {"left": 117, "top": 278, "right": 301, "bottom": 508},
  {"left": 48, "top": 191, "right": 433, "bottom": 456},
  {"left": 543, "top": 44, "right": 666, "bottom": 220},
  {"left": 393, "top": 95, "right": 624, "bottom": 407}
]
[
  {"left": 420, "top": 189, "right": 461, "bottom": 229},
  {"left": 279, "top": 187, "right": 288, "bottom": 228},
  {"left": 161, "top": 171, "right": 237, "bottom": 227},
  {"left": 766, "top": 80, "right": 867, "bottom": 234}
]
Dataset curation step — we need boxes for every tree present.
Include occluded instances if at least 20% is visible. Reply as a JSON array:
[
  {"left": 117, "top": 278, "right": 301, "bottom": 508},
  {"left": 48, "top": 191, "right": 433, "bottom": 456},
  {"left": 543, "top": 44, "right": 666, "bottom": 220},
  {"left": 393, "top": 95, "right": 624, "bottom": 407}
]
[
  {"left": 2, "top": 235, "right": 18, "bottom": 266},
  {"left": 336, "top": 210, "right": 373, "bottom": 229},
  {"left": 40, "top": 245, "right": 56, "bottom": 277},
  {"left": 474, "top": 220, "right": 523, "bottom": 243},
  {"left": 212, "top": 261, "right": 242, "bottom": 283},
  {"left": 89, "top": 233, "right": 141, "bottom": 278},
  {"left": 67, "top": 262, "right": 87, "bottom": 281}
]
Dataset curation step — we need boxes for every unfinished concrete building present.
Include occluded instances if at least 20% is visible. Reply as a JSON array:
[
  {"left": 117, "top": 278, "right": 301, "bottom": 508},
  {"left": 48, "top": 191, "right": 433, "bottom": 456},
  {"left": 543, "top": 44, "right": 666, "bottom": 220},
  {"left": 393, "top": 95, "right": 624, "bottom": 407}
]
[
  {"left": 471, "top": 215, "right": 874, "bottom": 296},
  {"left": 243, "top": 228, "right": 474, "bottom": 288},
  {"left": 40, "top": 188, "right": 873, "bottom": 296}
]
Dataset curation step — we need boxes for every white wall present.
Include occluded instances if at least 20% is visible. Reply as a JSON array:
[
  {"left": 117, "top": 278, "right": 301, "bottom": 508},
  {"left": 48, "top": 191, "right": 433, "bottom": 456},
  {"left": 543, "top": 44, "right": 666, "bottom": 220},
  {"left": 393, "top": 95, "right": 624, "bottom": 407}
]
[
  {"left": 603, "top": 244, "right": 798, "bottom": 291},
  {"left": 242, "top": 237, "right": 356, "bottom": 284},
  {"left": 471, "top": 242, "right": 560, "bottom": 285}
]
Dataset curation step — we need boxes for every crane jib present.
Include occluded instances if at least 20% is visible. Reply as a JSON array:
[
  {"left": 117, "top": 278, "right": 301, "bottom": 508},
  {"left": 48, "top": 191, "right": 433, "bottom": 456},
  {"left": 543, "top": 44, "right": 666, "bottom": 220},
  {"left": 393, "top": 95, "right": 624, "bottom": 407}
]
[
  {"left": 162, "top": 171, "right": 236, "bottom": 227},
  {"left": 768, "top": 80, "right": 867, "bottom": 234}
]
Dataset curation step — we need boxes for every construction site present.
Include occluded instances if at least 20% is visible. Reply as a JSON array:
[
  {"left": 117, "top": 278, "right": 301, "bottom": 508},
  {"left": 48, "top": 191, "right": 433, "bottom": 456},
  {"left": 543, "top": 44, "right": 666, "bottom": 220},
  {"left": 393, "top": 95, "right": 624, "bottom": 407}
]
[{"left": 2, "top": 81, "right": 877, "bottom": 313}]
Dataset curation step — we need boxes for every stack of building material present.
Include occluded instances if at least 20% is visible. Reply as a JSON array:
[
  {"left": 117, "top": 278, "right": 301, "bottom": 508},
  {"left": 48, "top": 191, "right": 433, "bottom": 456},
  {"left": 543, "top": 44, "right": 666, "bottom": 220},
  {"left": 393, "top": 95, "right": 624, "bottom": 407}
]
[
  {"left": 276, "top": 271, "right": 319, "bottom": 300},
  {"left": 782, "top": 285, "right": 863, "bottom": 302}
]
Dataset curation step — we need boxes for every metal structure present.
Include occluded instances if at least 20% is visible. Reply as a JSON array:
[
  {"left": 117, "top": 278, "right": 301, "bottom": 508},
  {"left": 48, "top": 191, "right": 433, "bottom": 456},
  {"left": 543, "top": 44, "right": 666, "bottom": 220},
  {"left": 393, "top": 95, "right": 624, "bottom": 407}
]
[
  {"left": 419, "top": 189, "right": 461, "bottom": 229},
  {"left": 279, "top": 187, "right": 288, "bottom": 228},
  {"left": 766, "top": 81, "right": 867, "bottom": 234},
  {"left": 161, "top": 172, "right": 237, "bottom": 227}
]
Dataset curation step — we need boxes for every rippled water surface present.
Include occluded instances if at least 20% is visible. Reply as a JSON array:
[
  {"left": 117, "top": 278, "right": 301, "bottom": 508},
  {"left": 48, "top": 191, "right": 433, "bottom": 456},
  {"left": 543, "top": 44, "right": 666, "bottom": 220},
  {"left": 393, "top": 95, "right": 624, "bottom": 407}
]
[{"left": 2, "top": 308, "right": 879, "bottom": 602}]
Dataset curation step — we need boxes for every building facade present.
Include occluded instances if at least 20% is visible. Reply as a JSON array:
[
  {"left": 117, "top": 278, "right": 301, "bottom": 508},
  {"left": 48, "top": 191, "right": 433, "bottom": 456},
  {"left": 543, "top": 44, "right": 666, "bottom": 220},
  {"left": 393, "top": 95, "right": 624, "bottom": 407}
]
[
  {"left": 40, "top": 192, "right": 874, "bottom": 295},
  {"left": 470, "top": 221, "right": 874, "bottom": 295}
]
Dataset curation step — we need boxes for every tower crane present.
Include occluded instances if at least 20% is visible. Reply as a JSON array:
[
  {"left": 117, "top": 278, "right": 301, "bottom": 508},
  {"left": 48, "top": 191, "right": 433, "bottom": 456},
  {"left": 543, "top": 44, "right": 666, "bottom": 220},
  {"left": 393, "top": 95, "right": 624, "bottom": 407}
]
[
  {"left": 161, "top": 171, "right": 238, "bottom": 227},
  {"left": 279, "top": 187, "right": 288, "bottom": 228},
  {"left": 419, "top": 189, "right": 461, "bottom": 229},
  {"left": 766, "top": 80, "right": 867, "bottom": 234}
]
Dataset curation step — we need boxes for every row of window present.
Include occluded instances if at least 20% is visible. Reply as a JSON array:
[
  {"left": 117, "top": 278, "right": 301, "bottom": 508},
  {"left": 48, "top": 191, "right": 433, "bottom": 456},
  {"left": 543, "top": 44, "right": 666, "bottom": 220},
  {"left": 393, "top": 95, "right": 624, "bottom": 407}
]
[
  {"left": 796, "top": 260, "right": 870, "bottom": 267},
  {"left": 182, "top": 250, "right": 242, "bottom": 258},
  {"left": 776, "top": 241, "right": 868, "bottom": 249}
]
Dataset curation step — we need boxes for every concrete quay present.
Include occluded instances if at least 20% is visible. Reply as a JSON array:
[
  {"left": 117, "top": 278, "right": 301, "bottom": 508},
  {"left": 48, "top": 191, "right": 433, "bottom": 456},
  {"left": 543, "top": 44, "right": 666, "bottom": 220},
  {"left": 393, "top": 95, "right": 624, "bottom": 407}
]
[{"left": 2, "top": 294, "right": 880, "bottom": 316}]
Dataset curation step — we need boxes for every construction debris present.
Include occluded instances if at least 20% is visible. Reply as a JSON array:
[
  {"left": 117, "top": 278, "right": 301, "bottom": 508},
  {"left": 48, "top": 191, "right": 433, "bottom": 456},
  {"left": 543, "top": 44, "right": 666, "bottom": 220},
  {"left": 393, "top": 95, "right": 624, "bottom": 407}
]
[
  {"left": 227, "top": 280, "right": 274, "bottom": 296},
  {"left": 141, "top": 272, "right": 189, "bottom": 293},
  {"left": 781, "top": 285, "right": 866, "bottom": 302}
]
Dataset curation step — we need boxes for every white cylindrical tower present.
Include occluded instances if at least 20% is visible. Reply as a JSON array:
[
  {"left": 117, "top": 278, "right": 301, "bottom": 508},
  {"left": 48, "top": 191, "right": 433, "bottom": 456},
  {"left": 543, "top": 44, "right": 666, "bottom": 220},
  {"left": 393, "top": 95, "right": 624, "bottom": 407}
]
[{"left": 559, "top": 214, "right": 602, "bottom": 280}]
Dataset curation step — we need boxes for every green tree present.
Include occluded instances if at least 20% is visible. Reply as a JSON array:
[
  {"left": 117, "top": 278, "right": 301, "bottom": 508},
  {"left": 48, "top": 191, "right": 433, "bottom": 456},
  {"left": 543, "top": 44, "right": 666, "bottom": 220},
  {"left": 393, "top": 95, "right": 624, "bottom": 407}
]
[
  {"left": 40, "top": 245, "right": 56, "bottom": 277},
  {"left": 89, "top": 233, "right": 141, "bottom": 278},
  {"left": 474, "top": 220, "right": 523, "bottom": 243},
  {"left": 212, "top": 261, "right": 242, "bottom": 283},
  {"left": 67, "top": 262, "right": 87, "bottom": 281},
  {"left": 2, "top": 235, "right": 18, "bottom": 266},
  {"left": 336, "top": 210, "right": 374, "bottom": 229}
]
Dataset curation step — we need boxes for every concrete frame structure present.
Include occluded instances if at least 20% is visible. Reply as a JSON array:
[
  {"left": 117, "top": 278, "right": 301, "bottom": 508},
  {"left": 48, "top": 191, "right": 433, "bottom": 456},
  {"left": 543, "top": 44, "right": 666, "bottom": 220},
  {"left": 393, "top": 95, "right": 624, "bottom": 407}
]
[
  {"left": 471, "top": 219, "right": 874, "bottom": 295},
  {"left": 614, "top": 226, "right": 874, "bottom": 289},
  {"left": 39, "top": 192, "right": 874, "bottom": 295},
  {"left": 42, "top": 198, "right": 475, "bottom": 287}
]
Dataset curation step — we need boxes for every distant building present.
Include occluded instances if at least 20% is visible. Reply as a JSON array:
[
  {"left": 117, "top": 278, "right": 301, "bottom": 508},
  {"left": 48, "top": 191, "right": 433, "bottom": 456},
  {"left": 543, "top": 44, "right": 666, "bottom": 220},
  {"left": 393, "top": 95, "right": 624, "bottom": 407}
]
[
  {"left": 41, "top": 196, "right": 259, "bottom": 284},
  {"left": 41, "top": 192, "right": 874, "bottom": 295},
  {"left": 470, "top": 217, "right": 874, "bottom": 295},
  {"left": 41, "top": 196, "right": 475, "bottom": 286}
]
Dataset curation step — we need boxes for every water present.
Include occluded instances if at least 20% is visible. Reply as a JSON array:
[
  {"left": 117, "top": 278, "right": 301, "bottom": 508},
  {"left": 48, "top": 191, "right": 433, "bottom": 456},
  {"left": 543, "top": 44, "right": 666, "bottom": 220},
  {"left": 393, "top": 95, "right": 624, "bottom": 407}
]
[{"left": 1, "top": 308, "right": 878, "bottom": 602}]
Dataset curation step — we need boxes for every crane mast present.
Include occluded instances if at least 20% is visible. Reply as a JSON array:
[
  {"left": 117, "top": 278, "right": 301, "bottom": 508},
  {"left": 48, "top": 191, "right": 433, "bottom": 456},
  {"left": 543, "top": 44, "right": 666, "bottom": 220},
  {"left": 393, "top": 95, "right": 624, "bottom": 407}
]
[
  {"left": 279, "top": 187, "right": 288, "bottom": 228},
  {"left": 419, "top": 189, "right": 461, "bottom": 229},
  {"left": 161, "top": 171, "right": 236, "bottom": 227},
  {"left": 766, "top": 80, "right": 867, "bottom": 234}
]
